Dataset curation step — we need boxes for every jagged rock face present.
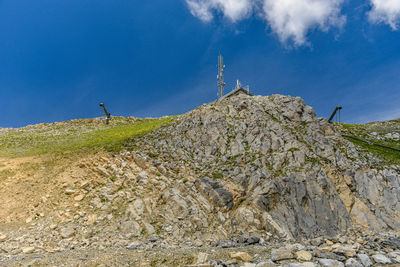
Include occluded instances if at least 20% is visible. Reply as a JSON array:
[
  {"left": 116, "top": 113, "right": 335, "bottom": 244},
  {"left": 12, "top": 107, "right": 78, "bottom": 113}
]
[
  {"left": 195, "top": 177, "right": 234, "bottom": 211},
  {"left": 132, "top": 94, "right": 400, "bottom": 239}
]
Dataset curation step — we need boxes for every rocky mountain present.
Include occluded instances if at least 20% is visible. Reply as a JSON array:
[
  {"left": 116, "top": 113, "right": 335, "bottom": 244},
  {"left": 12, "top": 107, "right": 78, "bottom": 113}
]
[
  {"left": 128, "top": 93, "right": 400, "bottom": 239},
  {"left": 0, "top": 93, "right": 400, "bottom": 266}
]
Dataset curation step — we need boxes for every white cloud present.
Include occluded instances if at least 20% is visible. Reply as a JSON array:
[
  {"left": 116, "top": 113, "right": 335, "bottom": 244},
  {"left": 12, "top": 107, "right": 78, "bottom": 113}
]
[
  {"left": 186, "top": 0, "right": 254, "bottom": 22},
  {"left": 368, "top": 0, "right": 400, "bottom": 30},
  {"left": 262, "top": 0, "right": 345, "bottom": 46},
  {"left": 186, "top": 0, "right": 346, "bottom": 46}
]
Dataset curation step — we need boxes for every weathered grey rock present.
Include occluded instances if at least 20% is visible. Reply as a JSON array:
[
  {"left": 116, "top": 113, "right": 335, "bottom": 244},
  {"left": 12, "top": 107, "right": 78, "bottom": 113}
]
[
  {"left": 60, "top": 226, "right": 75, "bottom": 239},
  {"left": 136, "top": 171, "right": 149, "bottom": 184},
  {"left": 236, "top": 235, "right": 260, "bottom": 245},
  {"left": 387, "top": 251, "right": 400, "bottom": 263},
  {"left": 295, "top": 250, "right": 312, "bottom": 261},
  {"left": 148, "top": 236, "right": 158, "bottom": 242},
  {"left": 271, "top": 248, "right": 294, "bottom": 261},
  {"left": 151, "top": 159, "right": 162, "bottom": 166},
  {"left": 314, "top": 250, "right": 344, "bottom": 261},
  {"left": 332, "top": 244, "right": 356, "bottom": 257},
  {"left": 132, "top": 93, "right": 400, "bottom": 239},
  {"left": 300, "top": 263, "right": 318, "bottom": 267},
  {"left": 143, "top": 222, "right": 155, "bottom": 235},
  {"left": 195, "top": 177, "right": 233, "bottom": 210},
  {"left": 196, "top": 252, "right": 209, "bottom": 264},
  {"left": 345, "top": 258, "right": 363, "bottom": 267},
  {"left": 356, "top": 254, "right": 372, "bottom": 267},
  {"left": 371, "top": 254, "right": 392, "bottom": 264},
  {"left": 184, "top": 264, "right": 213, "bottom": 267},
  {"left": 282, "top": 264, "right": 303, "bottom": 267},
  {"left": 126, "top": 242, "right": 141, "bottom": 250},
  {"left": 120, "top": 220, "right": 141, "bottom": 235},
  {"left": 214, "top": 239, "right": 235, "bottom": 248},
  {"left": 255, "top": 263, "right": 272, "bottom": 267},
  {"left": 318, "top": 258, "right": 344, "bottom": 267},
  {"left": 381, "top": 237, "right": 400, "bottom": 250},
  {"left": 133, "top": 199, "right": 145, "bottom": 215}
]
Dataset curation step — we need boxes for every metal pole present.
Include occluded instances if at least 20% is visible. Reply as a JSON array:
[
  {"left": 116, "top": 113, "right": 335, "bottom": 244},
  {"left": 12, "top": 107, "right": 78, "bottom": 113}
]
[
  {"left": 99, "top": 103, "right": 111, "bottom": 124},
  {"left": 217, "top": 54, "right": 226, "bottom": 99}
]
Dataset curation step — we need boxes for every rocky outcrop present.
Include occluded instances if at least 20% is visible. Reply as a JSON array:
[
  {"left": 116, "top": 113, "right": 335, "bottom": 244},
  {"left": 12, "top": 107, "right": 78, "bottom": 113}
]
[
  {"left": 195, "top": 177, "right": 234, "bottom": 210},
  {"left": 130, "top": 93, "right": 400, "bottom": 239}
]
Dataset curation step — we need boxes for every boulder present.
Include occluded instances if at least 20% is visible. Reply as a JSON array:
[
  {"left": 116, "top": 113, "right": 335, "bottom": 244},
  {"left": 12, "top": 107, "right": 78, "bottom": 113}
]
[
  {"left": 271, "top": 248, "right": 294, "bottom": 261},
  {"left": 295, "top": 250, "right": 312, "bottom": 261},
  {"left": 356, "top": 254, "right": 372, "bottom": 267},
  {"left": 60, "top": 226, "right": 75, "bottom": 239},
  {"left": 318, "top": 259, "right": 344, "bottom": 267},
  {"left": 372, "top": 254, "right": 392, "bottom": 264},
  {"left": 345, "top": 258, "right": 363, "bottom": 267},
  {"left": 229, "top": 251, "right": 252, "bottom": 262}
]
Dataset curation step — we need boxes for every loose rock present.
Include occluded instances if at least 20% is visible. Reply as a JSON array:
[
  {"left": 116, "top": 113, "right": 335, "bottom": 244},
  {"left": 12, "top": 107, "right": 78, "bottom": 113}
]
[
  {"left": 372, "top": 254, "right": 392, "bottom": 264},
  {"left": 318, "top": 258, "right": 344, "bottom": 267},
  {"left": 295, "top": 250, "right": 312, "bottom": 261},
  {"left": 229, "top": 251, "right": 252, "bottom": 262}
]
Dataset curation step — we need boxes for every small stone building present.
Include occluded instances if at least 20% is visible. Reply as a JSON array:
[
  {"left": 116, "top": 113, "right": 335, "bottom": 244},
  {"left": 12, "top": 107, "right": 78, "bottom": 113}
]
[{"left": 219, "top": 80, "right": 253, "bottom": 101}]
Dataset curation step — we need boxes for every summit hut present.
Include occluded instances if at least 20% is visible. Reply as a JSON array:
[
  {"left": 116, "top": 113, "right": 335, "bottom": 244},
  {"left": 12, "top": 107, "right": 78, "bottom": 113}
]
[{"left": 219, "top": 80, "right": 253, "bottom": 101}]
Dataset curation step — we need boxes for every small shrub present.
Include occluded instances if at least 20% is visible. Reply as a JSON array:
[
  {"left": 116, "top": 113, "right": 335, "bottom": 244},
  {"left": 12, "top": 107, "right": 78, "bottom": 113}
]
[{"left": 212, "top": 172, "right": 224, "bottom": 179}]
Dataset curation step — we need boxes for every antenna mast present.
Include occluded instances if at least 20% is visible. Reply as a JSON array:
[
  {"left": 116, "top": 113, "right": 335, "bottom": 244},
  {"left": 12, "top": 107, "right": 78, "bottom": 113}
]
[{"left": 217, "top": 54, "right": 226, "bottom": 99}]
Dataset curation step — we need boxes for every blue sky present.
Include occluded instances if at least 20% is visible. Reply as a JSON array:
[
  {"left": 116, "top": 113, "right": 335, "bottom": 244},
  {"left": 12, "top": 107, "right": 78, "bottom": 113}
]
[{"left": 0, "top": 0, "right": 399, "bottom": 127}]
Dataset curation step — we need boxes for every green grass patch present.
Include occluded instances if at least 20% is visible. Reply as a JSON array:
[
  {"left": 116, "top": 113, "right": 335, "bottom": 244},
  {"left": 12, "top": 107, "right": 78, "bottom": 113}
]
[
  {"left": 340, "top": 122, "right": 400, "bottom": 150},
  {"left": 212, "top": 172, "right": 224, "bottom": 179},
  {"left": 0, "top": 169, "right": 17, "bottom": 179},
  {"left": 0, "top": 117, "right": 175, "bottom": 157},
  {"left": 343, "top": 136, "right": 400, "bottom": 166},
  {"left": 339, "top": 121, "right": 400, "bottom": 165}
]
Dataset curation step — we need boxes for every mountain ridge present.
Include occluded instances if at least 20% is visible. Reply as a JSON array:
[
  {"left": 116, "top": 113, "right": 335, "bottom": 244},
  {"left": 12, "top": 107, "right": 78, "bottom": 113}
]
[{"left": 0, "top": 93, "right": 400, "bottom": 266}]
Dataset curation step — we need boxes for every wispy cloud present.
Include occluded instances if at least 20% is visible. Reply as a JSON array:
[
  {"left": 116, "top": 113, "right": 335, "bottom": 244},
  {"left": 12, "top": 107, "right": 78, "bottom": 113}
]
[
  {"left": 368, "top": 0, "right": 400, "bottom": 30},
  {"left": 185, "top": 0, "right": 346, "bottom": 46},
  {"left": 186, "top": 0, "right": 254, "bottom": 22}
]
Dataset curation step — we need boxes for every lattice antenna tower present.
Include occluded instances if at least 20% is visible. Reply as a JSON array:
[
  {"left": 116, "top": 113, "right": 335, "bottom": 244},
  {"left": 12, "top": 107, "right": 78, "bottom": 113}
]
[{"left": 217, "top": 54, "right": 226, "bottom": 99}]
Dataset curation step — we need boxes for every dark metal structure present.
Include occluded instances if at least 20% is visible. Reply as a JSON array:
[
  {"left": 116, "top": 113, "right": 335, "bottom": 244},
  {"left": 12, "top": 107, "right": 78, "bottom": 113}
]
[
  {"left": 99, "top": 103, "right": 111, "bottom": 124},
  {"left": 328, "top": 106, "right": 342, "bottom": 123}
]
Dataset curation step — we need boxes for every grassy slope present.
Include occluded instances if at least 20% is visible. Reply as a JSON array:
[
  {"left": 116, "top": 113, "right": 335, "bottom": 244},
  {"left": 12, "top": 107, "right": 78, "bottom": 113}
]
[
  {"left": 1, "top": 114, "right": 398, "bottom": 167},
  {"left": 339, "top": 120, "right": 400, "bottom": 166},
  {"left": 0, "top": 116, "right": 175, "bottom": 158}
]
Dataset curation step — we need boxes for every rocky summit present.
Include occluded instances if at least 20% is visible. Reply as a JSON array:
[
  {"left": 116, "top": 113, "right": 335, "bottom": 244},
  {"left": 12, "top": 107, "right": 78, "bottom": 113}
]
[{"left": 0, "top": 93, "right": 400, "bottom": 266}]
